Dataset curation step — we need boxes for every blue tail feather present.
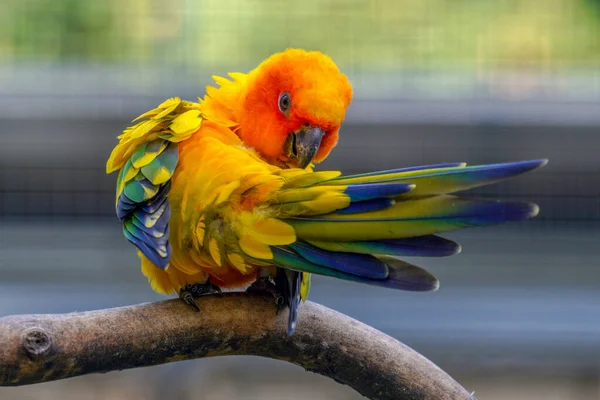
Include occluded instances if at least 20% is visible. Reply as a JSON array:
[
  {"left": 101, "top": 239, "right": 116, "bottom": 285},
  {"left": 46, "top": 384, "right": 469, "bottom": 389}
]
[
  {"left": 289, "top": 242, "right": 389, "bottom": 279},
  {"left": 274, "top": 269, "right": 302, "bottom": 336},
  {"left": 344, "top": 182, "right": 414, "bottom": 202},
  {"left": 123, "top": 223, "right": 171, "bottom": 268},
  {"left": 271, "top": 247, "right": 438, "bottom": 292},
  {"left": 308, "top": 235, "right": 461, "bottom": 257},
  {"left": 337, "top": 198, "right": 394, "bottom": 214}
]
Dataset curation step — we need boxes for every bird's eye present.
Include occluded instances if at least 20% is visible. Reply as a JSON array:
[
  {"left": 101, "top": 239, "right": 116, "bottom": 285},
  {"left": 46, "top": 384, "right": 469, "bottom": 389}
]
[{"left": 278, "top": 92, "right": 291, "bottom": 113}]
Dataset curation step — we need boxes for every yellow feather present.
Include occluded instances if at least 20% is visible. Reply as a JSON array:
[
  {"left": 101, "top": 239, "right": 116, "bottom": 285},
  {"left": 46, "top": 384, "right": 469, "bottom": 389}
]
[
  {"left": 300, "top": 272, "right": 311, "bottom": 301},
  {"left": 227, "top": 72, "right": 246, "bottom": 81},
  {"left": 250, "top": 218, "right": 296, "bottom": 245},
  {"left": 149, "top": 167, "right": 172, "bottom": 185},
  {"left": 276, "top": 168, "right": 307, "bottom": 179},
  {"left": 158, "top": 97, "right": 181, "bottom": 110},
  {"left": 139, "top": 252, "right": 175, "bottom": 295},
  {"left": 132, "top": 108, "right": 161, "bottom": 122},
  {"left": 215, "top": 180, "right": 241, "bottom": 205},
  {"left": 167, "top": 263, "right": 208, "bottom": 292},
  {"left": 106, "top": 140, "right": 137, "bottom": 172},
  {"left": 206, "top": 86, "right": 220, "bottom": 99},
  {"left": 298, "top": 192, "right": 350, "bottom": 214},
  {"left": 209, "top": 238, "right": 222, "bottom": 267},
  {"left": 239, "top": 234, "right": 273, "bottom": 259},
  {"left": 170, "top": 110, "right": 202, "bottom": 135},
  {"left": 236, "top": 175, "right": 284, "bottom": 205},
  {"left": 328, "top": 164, "right": 468, "bottom": 186},
  {"left": 276, "top": 186, "right": 345, "bottom": 204},
  {"left": 227, "top": 253, "right": 248, "bottom": 274},
  {"left": 123, "top": 165, "right": 139, "bottom": 183},
  {"left": 212, "top": 75, "right": 232, "bottom": 87},
  {"left": 154, "top": 101, "right": 180, "bottom": 119},
  {"left": 283, "top": 171, "right": 341, "bottom": 188},
  {"left": 130, "top": 119, "right": 163, "bottom": 139},
  {"left": 194, "top": 220, "right": 206, "bottom": 250},
  {"left": 132, "top": 152, "right": 159, "bottom": 169}
]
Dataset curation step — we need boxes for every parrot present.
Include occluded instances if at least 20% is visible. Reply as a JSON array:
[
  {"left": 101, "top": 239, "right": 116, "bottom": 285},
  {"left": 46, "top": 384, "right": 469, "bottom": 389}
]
[{"left": 106, "top": 48, "right": 547, "bottom": 335}]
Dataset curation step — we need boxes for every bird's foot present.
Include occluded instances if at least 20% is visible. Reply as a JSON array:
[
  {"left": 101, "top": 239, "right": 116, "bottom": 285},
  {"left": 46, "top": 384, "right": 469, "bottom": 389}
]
[
  {"left": 179, "top": 281, "right": 222, "bottom": 312},
  {"left": 246, "top": 277, "right": 285, "bottom": 313}
]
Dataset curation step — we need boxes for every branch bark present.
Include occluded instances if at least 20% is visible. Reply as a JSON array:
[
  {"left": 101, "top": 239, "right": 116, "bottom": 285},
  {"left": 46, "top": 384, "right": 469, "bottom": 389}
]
[{"left": 0, "top": 293, "right": 473, "bottom": 399}]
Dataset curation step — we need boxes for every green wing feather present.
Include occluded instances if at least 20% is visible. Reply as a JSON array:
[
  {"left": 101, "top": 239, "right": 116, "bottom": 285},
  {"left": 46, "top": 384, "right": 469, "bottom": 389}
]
[{"left": 107, "top": 98, "right": 203, "bottom": 269}]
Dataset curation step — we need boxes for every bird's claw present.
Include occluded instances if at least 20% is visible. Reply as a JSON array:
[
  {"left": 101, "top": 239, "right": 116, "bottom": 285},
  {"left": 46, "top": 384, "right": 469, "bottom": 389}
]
[
  {"left": 246, "top": 276, "right": 275, "bottom": 293},
  {"left": 179, "top": 281, "right": 222, "bottom": 312},
  {"left": 180, "top": 290, "right": 200, "bottom": 312},
  {"left": 247, "top": 277, "right": 286, "bottom": 311}
]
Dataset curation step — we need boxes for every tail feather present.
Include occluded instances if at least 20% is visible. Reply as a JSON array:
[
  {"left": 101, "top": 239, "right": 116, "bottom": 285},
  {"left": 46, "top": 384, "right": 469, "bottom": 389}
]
[
  {"left": 274, "top": 268, "right": 302, "bottom": 336},
  {"left": 329, "top": 162, "right": 467, "bottom": 181},
  {"left": 289, "top": 242, "right": 388, "bottom": 279},
  {"left": 324, "top": 159, "right": 548, "bottom": 197},
  {"left": 285, "top": 196, "right": 539, "bottom": 242},
  {"left": 272, "top": 247, "right": 439, "bottom": 291},
  {"left": 344, "top": 182, "right": 414, "bottom": 202},
  {"left": 336, "top": 198, "right": 394, "bottom": 214},
  {"left": 307, "top": 235, "right": 461, "bottom": 257},
  {"left": 267, "top": 160, "right": 544, "bottom": 293},
  {"left": 268, "top": 160, "right": 546, "bottom": 333}
]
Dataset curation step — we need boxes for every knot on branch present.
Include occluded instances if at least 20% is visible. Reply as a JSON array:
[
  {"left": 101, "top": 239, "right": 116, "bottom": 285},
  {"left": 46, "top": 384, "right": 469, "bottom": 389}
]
[{"left": 21, "top": 328, "right": 53, "bottom": 360}]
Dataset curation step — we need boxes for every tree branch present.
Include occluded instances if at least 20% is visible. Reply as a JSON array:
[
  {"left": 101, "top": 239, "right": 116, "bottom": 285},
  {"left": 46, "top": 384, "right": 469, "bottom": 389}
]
[{"left": 0, "top": 293, "right": 473, "bottom": 399}]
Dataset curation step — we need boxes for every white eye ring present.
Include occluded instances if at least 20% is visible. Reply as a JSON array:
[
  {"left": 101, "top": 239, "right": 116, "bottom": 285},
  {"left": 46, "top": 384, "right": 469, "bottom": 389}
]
[{"left": 278, "top": 92, "right": 291, "bottom": 113}]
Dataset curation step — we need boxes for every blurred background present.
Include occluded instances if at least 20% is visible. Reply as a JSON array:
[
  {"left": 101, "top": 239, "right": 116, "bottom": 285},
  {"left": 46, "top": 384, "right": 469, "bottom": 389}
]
[{"left": 1, "top": 0, "right": 599, "bottom": 399}]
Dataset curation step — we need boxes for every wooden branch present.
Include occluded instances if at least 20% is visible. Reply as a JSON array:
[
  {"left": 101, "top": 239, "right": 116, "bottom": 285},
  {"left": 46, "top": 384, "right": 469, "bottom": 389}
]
[{"left": 0, "top": 293, "right": 474, "bottom": 399}]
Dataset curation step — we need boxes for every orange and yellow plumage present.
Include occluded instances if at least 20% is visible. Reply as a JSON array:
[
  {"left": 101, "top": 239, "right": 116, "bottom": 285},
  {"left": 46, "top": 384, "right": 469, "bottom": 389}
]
[{"left": 107, "top": 49, "right": 546, "bottom": 335}]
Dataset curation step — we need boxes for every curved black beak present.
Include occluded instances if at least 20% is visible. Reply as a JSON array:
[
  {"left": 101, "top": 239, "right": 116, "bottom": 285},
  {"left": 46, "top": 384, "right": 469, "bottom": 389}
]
[{"left": 284, "top": 126, "right": 326, "bottom": 169}]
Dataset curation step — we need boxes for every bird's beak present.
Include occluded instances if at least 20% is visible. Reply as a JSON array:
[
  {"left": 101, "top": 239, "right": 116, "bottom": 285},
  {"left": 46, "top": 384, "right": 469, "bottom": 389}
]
[{"left": 284, "top": 126, "right": 326, "bottom": 169}]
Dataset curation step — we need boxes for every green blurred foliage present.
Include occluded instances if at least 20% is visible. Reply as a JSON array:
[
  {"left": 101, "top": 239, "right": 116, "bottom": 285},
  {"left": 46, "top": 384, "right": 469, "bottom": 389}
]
[{"left": 1, "top": 0, "right": 598, "bottom": 70}]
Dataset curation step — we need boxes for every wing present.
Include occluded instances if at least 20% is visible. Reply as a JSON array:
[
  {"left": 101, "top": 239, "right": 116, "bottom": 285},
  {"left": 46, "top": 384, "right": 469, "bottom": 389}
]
[
  {"left": 264, "top": 159, "right": 547, "bottom": 291},
  {"left": 188, "top": 154, "right": 545, "bottom": 334},
  {"left": 106, "top": 97, "right": 203, "bottom": 268}
]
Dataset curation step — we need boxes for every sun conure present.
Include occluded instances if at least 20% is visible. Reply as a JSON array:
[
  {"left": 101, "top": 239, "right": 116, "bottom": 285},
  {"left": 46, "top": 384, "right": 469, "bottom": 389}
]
[{"left": 106, "top": 48, "right": 547, "bottom": 335}]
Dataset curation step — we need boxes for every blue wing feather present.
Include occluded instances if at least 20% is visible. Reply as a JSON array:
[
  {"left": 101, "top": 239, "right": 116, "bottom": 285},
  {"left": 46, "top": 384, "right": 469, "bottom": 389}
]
[
  {"left": 289, "top": 242, "right": 389, "bottom": 279},
  {"left": 114, "top": 134, "right": 179, "bottom": 269},
  {"left": 132, "top": 202, "right": 170, "bottom": 237},
  {"left": 336, "top": 198, "right": 395, "bottom": 214},
  {"left": 272, "top": 247, "right": 438, "bottom": 291},
  {"left": 308, "top": 235, "right": 461, "bottom": 257},
  {"left": 344, "top": 182, "right": 414, "bottom": 202},
  {"left": 123, "top": 222, "right": 171, "bottom": 268}
]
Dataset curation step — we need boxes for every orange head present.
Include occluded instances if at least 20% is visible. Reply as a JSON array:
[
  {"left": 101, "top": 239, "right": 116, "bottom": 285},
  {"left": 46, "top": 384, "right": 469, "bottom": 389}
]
[{"left": 239, "top": 49, "right": 353, "bottom": 168}]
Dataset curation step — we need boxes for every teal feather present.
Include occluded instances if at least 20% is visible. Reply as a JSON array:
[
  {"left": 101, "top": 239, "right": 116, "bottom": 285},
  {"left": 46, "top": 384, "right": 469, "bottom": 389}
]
[
  {"left": 123, "top": 175, "right": 159, "bottom": 203},
  {"left": 141, "top": 143, "right": 179, "bottom": 185},
  {"left": 130, "top": 139, "right": 167, "bottom": 168},
  {"left": 116, "top": 159, "right": 130, "bottom": 196}
]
